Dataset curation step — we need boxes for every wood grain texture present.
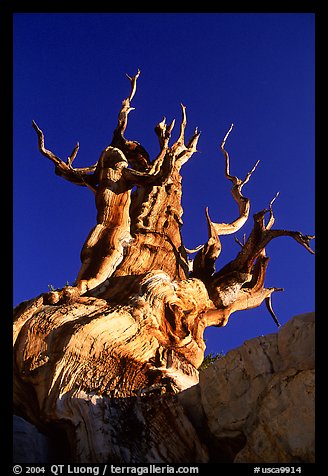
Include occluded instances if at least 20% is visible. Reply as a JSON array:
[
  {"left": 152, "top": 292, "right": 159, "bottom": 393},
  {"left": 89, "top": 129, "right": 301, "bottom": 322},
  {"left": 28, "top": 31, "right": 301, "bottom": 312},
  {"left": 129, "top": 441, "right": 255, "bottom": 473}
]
[{"left": 14, "top": 71, "right": 314, "bottom": 462}]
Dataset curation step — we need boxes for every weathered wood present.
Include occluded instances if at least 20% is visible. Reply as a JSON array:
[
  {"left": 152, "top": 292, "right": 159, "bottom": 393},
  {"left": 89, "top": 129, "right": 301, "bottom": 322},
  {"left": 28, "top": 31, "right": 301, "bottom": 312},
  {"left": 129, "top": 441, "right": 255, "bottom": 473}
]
[{"left": 14, "top": 70, "right": 314, "bottom": 463}]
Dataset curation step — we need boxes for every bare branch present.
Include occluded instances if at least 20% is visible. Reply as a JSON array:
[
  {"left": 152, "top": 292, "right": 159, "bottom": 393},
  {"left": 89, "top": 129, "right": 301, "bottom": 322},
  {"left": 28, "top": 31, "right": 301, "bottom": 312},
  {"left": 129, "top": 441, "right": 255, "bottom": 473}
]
[
  {"left": 169, "top": 103, "right": 187, "bottom": 157},
  {"left": 266, "top": 191, "right": 280, "bottom": 230},
  {"left": 230, "top": 286, "right": 280, "bottom": 315},
  {"left": 262, "top": 229, "right": 315, "bottom": 255},
  {"left": 241, "top": 159, "right": 260, "bottom": 187},
  {"left": 113, "top": 70, "right": 141, "bottom": 140},
  {"left": 185, "top": 127, "right": 201, "bottom": 153},
  {"left": 67, "top": 142, "right": 80, "bottom": 167},
  {"left": 177, "top": 103, "right": 187, "bottom": 147},
  {"left": 184, "top": 244, "right": 203, "bottom": 254},
  {"left": 111, "top": 70, "right": 150, "bottom": 171},
  {"left": 194, "top": 125, "right": 258, "bottom": 280},
  {"left": 154, "top": 117, "right": 177, "bottom": 153},
  {"left": 207, "top": 124, "right": 259, "bottom": 237},
  {"left": 220, "top": 122, "right": 234, "bottom": 179},
  {"left": 249, "top": 207, "right": 315, "bottom": 256},
  {"left": 237, "top": 253, "right": 283, "bottom": 328},
  {"left": 269, "top": 191, "right": 280, "bottom": 208},
  {"left": 32, "top": 120, "right": 62, "bottom": 167},
  {"left": 124, "top": 149, "right": 175, "bottom": 187},
  {"left": 154, "top": 117, "right": 168, "bottom": 149},
  {"left": 234, "top": 236, "right": 244, "bottom": 248},
  {"left": 136, "top": 118, "right": 177, "bottom": 180},
  {"left": 175, "top": 127, "right": 201, "bottom": 167},
  {"left": 221, "top": 123, "right": 259, "bottom": 189},
  {"left": 210, "top": 253, "right": 282, "bottom": 323},
  {"left": 167, "top": 119, "right": 176, "bottom": 137},
  {"left": 192, "top": 207, "right": 222, "bottom": 279},
  {"left": 265, "top": 291, "right": 283, "bottom": 328},
  {"left": 126, "top": 68, "right": 141, "bottom": 103},
  {"left": 205, "top": 192, "right": 313, "bottom": 328},
  {"left": 212, "top": 205, "right": 315, "bottom": 287},
  {"left": 32, "top": 120, "right": 98, "bottom": 192},
  {"left": 166, "top": 104, "right": 201, "bottom": 168}
]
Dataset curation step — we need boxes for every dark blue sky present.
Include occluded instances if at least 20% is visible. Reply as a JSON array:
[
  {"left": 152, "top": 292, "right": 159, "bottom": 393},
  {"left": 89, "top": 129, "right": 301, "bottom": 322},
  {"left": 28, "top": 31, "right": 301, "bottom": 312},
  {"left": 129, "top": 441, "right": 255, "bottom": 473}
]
[{"left": 13, "top": 13, "right": 315, "bottom": 355}]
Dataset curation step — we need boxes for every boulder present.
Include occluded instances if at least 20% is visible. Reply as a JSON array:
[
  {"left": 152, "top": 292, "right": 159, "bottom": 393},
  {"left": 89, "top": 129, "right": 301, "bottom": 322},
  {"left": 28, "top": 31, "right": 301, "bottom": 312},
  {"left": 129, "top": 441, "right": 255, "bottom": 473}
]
[{"left": 179, "top": 312, "right": 315, "bottom": 462}]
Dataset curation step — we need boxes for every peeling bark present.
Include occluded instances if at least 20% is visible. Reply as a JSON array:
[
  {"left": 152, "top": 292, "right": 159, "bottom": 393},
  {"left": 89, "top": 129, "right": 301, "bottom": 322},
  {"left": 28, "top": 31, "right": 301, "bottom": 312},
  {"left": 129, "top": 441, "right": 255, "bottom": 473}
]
[{"left": 14, "top": 70, "right": 314, "bottom": 463}]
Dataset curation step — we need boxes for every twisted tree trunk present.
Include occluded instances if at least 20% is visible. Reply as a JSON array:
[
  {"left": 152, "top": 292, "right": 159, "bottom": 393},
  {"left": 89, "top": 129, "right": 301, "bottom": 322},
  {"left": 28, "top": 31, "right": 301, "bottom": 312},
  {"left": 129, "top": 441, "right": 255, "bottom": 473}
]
[{"left": 13, "top": 71, "right": 314, "bottom": 463}]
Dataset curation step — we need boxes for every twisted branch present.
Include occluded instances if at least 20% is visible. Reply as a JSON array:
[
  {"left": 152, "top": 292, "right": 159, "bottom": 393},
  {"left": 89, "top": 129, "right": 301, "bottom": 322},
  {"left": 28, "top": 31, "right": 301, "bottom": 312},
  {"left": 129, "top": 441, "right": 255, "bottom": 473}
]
[
  {"left": 171, "top": 104, "right": 201, "bottom": 167},
  {"left": 192, "top": 124, "right": 257, "bottom": 278},
  {"left": 211, "top": 123, "right": 259, "bottom": 236},
  {"left": 111, "top": 69, "right": 150, "bottom": 171},
  {"left": 32, "top": 120, "right": 98, "bottom": 192}
]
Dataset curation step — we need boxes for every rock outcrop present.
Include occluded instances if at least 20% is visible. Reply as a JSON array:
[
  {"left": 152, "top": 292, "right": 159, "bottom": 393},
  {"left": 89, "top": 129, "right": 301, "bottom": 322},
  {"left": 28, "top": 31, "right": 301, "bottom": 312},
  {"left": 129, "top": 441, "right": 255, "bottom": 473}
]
[
  {"left": 13, "top": 313, "right": 314, "bottom": 463},
  {"left": 179, "top": 312, "right": 315, "bottom": 463}
]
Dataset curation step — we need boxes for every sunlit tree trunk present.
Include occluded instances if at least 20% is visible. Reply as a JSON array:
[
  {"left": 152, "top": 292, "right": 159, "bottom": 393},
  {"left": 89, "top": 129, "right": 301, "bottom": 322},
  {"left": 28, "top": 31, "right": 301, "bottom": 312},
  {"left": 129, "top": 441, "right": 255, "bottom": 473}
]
[{"left": 13, "top": 71, "right": 314, "bottom": 463}]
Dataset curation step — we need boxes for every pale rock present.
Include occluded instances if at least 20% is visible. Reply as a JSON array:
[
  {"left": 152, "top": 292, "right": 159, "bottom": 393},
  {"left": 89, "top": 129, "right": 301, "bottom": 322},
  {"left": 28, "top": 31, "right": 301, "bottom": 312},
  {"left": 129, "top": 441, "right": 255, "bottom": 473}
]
[{"left": 179, "top": 312, "right": 315, "bottom": 463}]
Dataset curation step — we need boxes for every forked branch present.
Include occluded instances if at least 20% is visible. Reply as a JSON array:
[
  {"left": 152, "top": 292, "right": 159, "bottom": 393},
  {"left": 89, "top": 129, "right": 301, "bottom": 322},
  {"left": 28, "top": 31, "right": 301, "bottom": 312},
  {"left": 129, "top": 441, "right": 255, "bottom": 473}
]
[
  {"left": 32, "top": 120, "right": 98, "bottom": 192},
  {"left": 114, "top": 69, "right": 140, "bottom": 140},
  {"left": 205, "top": 250, "right": 284, "bottom": 328},
  {"left": 124, "top": 118, "right": 176, "bottom": 185},
  {"left": 154, "top": 117, "right": 176, "bottom": 150},
  {"left": 171, "top": 104, "right": 201, "bottom": 167},
  {"left": 111, "top": 69, "right": 150, "bottom": 171},
  {"left": 211, "top": 123, "right": 259, "bottom": 236},
  {"left": 192, "top": 207, "right": 222, "bottom": 280},
  {"left": 192, "top": 124, "right": 258, "bottom": 278},
  {"left": 204, "top": 187, "right": 314, "bottom": 328}
]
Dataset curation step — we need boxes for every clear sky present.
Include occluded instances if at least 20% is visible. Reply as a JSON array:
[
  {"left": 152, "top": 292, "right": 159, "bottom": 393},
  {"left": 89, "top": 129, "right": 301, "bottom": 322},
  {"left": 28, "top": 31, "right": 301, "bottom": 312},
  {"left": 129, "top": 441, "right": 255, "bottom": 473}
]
[{"left": 13, "top": 12, "right": 315, "bottom": 356}]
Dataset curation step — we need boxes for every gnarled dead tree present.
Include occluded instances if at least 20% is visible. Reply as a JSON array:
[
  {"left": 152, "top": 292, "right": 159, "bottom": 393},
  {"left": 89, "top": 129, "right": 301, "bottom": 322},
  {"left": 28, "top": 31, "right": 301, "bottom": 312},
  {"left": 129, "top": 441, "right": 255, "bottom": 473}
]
[{"left": 14, "top": 71, "right": 314, "bottom": 463}]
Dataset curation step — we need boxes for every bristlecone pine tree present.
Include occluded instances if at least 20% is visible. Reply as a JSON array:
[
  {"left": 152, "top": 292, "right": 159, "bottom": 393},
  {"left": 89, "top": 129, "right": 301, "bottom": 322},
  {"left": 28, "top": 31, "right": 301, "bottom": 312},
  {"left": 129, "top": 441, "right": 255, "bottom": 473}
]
[{"left": 13, "top": 70, "right": 314, "bottom": 463}]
